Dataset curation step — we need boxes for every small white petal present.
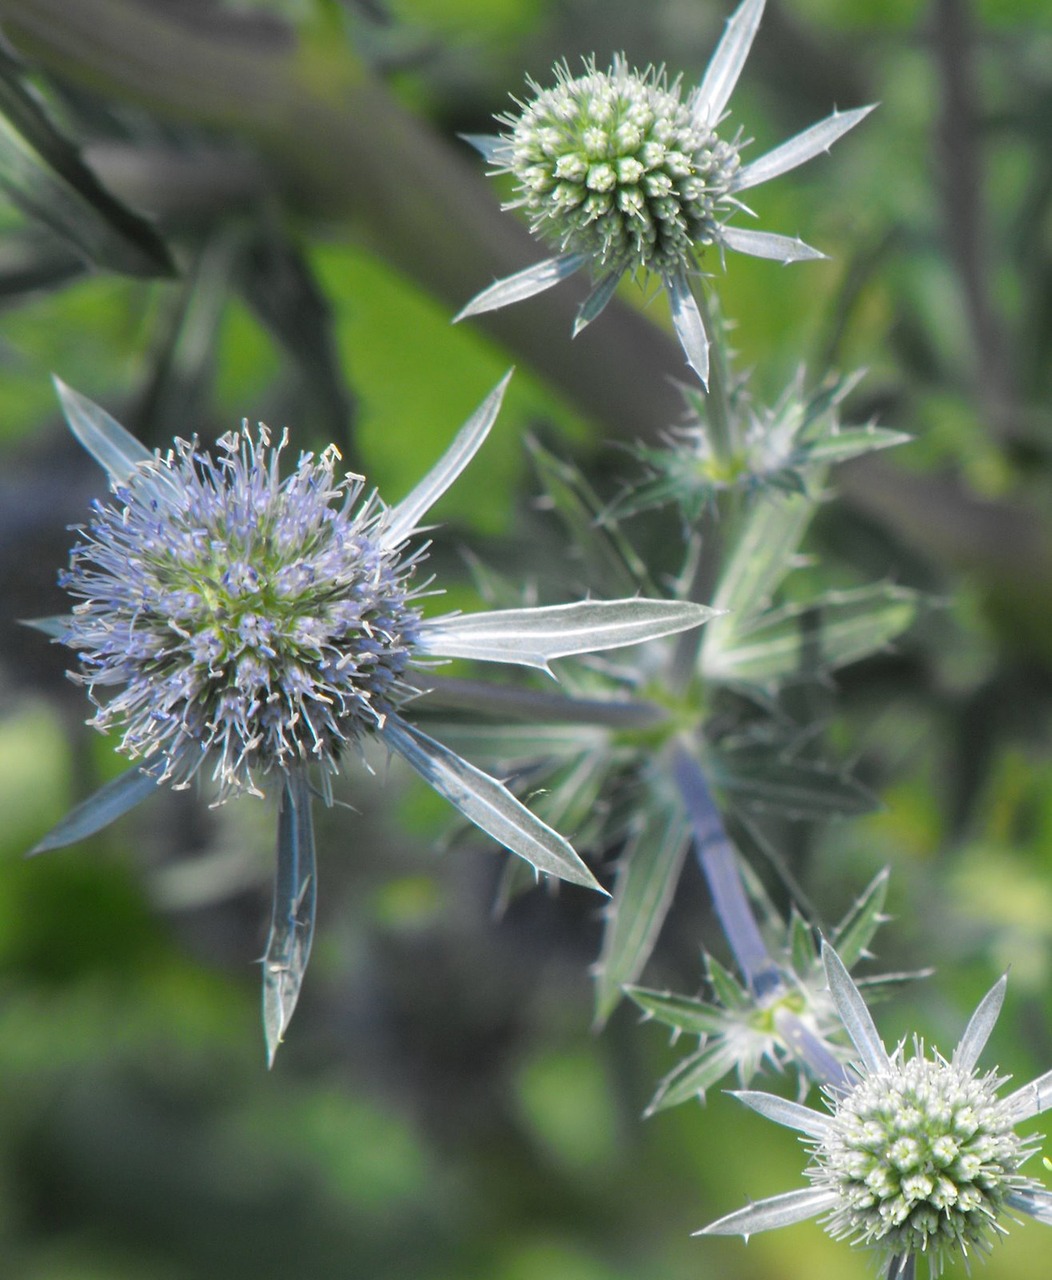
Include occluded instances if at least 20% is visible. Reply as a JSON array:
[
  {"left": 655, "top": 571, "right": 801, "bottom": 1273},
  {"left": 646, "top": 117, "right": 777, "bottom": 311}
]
[
  {"left": 952, "top": 973, "right": 1006, "bottom": 1072},
  {"left": 454, "top": 252, "right": 588, "bottom": 322},
  {"left": 382, "top": 371, "right": 512, "bottom": 548},
  {"left": 1002, "top": 1065, "right": 1052, "bottom": 1123},
  {"left": 730, "top": 1090, "right": 833, "bottom": 1139},
  {"left": 823, "top": 941, "right": 889, "bottom": 1074},
  {"left": 696, "top": 1186, "right": 835, "bottom": 1237},
  {"left": 733, "top": 105, "right": 877, "bottom": 193},
  {"left": 417, "top": 599, "right": 717, "bottom": 671},
  {"left": 718, "top": 225, "right": 826, "bottom": 263},
  {"left": 695, "top": 0, "right": 767, "bottom": 128},
  {"left": 665, "top": 269, "right": 709, "bottom": 387}
]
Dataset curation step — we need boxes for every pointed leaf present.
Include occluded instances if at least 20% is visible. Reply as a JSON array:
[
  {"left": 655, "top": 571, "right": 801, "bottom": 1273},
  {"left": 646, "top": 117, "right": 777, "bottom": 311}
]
[
  {"left": 647, "top": 1038, "right": 744, "bottom": 1112},
  {"left": 626, "top": 988, "right": 729, "bottom": 1039},
  {"left": 380, "top": 715, "right": 604, "bottom": 892},
  {"left": 382, "top": 371, "right": 511, "bottom": 547},
  {"left": 666, "top": 268, "right": 709, "bottom": 386},
  {"left": 593, "top": 802, "right": 689, "bottom": 1024},
  {"left": 831, "top": 868, "right": 890, "bottom": 969},
  {"left": 20, "top": 614, "right": 71, "bottom": 639},
  {"left": 789, "top": 909, "right": 818, "bottom": 975},
  {"left": 695, "top": 0, "right": 766, "bottom": 126},
  {"left": 705, "top": 953, "right": 750, "bottom": 1011},
  {"left": 702, "top": 585, "right": 918, "bottom": 685},
  {"left": 799, "top": 425, "right": 911, "bottom": 466},
  {"left": 53, "top": 377, "right": 153, "bottom": 483},
  {"left": 454, "top": 252, "right": 588, "bottom": 321},
  {"left": 697, "top": 1186, "right": 836, "bottom": 1237},
  {"left": 1003, "top": 1067, "right": 1052, "bottom": 1124},
  {"left": 459, "top": 133, "right": 508, "bottom": 164},
  {"left": 719, "top": 224, "right": 825, "bottom": 263},
  {"left": 573, "top": 270, "right": 622, "bottom": 335},
  {"left": 1005, "top": 1188, "right": 1052, "bottom": 1225},
  {"left": 29, "top": 761, "right": 161, "bottom": 854},
  {"left": 710, "top": 750, "right": 875, "bottom": 818},
  {"left": 263, "top": 770, "right": 317, "bottom": 1067},
  {"left": 0, "top": 51, "right": 175, "bottom": 277},
  {"left": 417, "top": 598, "right": 716, "bottom": 670},
  {"left": 953, "top": 974, "right": 1006, "bottom": 1073},
  {"left": 823, "top": 942, "right": 888, "bottom": 1074},
  {"left": 731, "top": 1089, "right": 832, "bottom": 1138},
  {"left": 734, "top": 105, "right": 877, "bottom": 192}
]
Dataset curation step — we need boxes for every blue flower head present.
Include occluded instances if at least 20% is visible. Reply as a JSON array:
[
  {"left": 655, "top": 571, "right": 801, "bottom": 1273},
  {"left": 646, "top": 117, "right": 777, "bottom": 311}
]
[{"left": 34, "top": 375, "right": 713, "bottom": 1062}]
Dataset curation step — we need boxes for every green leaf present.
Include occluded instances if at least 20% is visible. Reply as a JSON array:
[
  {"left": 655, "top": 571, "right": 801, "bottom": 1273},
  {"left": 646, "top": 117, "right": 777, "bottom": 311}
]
[
  {"left": 593, "top": 801, "right": 689, "bottom": 1025},
  {"left": 710, "top": 750, "right": 875, "bottom": 818},
  {"left": 704, "top": 585, "right": 919, "bottom": 685},
  {"left": 705, "top": 954, "right": 750, "bottom": 1012},
  {"left": 626, "top": 987, "right": 727, "bottom": 1039},
  {"left": 831, "top": 868, "right": 890, "bottom": 969},
  {"left": 801, "top": 425, "right": 911, "bottom": 465},
  {"left": 701, "top": 490, "right": 815, "bottom": 677},
  {"left": 263, "top": 769, "right": 316, "bottom": 1068},
  {"left": 0, "top": 51, "right": 175, "bottom": 277},
  {"left": 528, "top": 437, "right": 653, "bottom": 598},
  {"left": 788, "top": 908, "right": 818, "bottom": 975},
  {"left": 646, "top": 1038, "right": 742, "bottom": 1113}
]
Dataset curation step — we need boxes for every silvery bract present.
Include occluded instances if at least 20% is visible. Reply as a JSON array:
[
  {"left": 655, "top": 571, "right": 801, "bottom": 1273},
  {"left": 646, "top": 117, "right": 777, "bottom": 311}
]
[
  {"left": 699, "top": 943, "right": 1052, "bottom": 1279},
  {"left": 456, "top": 0, "right": 873, "bottom": 386},
  {"left": 34, "top": 374, "right": 714, "bottom": 1063}
]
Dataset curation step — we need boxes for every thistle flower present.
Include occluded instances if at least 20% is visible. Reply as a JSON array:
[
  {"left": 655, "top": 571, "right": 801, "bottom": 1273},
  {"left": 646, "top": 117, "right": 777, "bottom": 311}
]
[
  {"left": 699, "top": 944, "right": 1052, "bottom": 1279},
  {"left": 32, "top": 374, "right": 713, "bottom": 1062},
  {"left": 456, "top": 0, "right": 874, "bottom": 386}
]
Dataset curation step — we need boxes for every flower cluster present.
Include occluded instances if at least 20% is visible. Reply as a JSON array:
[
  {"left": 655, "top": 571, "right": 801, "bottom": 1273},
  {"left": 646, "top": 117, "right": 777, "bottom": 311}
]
[
  {"left": 457, "top": 0, "right": 873, "bottom": 385},
  {"left": 700, "top": 944, "right": 1052, "bottom": 1278},
  {"left": 61, "top": 426, "right": 424, "bottom": 801}
]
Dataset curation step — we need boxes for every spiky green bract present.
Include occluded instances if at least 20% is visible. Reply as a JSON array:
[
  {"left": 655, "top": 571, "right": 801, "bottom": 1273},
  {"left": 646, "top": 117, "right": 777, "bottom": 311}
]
[
  {"left": 629, "top": 870, "right": 912, "bottom": 1111},
  {"left": 699, "top": 945, "right": 1052, "bottom": 1280},
  {"left": 457, "top": 0, "right": 874, "bottom": 385},
  {"left": 611, "top": 370, "right": 910, "bottom": 521}
]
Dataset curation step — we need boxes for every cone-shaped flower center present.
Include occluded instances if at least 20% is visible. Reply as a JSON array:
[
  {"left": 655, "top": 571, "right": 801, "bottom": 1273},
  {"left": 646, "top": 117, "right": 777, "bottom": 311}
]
[
  {"left": 502, "top": 59, "right": 741, "bottom": 273},
  {"left": 814, "top": 1050, "right": 1033, "bottom": 1274},
  {"left": 61, "top": 428, "right": 422, "bottom": 798}
]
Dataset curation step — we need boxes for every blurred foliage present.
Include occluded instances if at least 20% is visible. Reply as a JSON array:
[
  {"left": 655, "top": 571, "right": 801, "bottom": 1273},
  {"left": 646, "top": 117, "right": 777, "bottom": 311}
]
[{"left": 0, "top": 0, "right": 1050, "bottom": 1277}]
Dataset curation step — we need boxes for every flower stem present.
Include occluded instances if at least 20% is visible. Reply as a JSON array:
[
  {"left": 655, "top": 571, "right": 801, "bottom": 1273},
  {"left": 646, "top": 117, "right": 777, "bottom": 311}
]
[
  {"left": 693, "top": 285, "right": 736, "bottom": 471},
  {"left": 670, "top": 740, "right": 778, "bottom": 994}
]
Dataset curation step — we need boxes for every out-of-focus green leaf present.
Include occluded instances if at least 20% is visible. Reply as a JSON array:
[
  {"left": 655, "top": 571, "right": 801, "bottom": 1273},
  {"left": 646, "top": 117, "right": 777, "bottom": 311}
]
[
  {"left": 700, "top": 490, "right": 814, "bottom": 675},
  {"left": 831, "top": 868, "right": 890, "bottom": 969},
  {"left": 801, "top": 425, "right": 911, "bottom": 465},
  {"left": 0, "top": 225, "right": 86, "bottom": 296},
  {"left": 0, "top": 51, "right": 175, "bottom": 277},
  {"left": 710, "top": 749, "right": 875, "bottom": 818},
  {"left": 528, "top": 437, "right": 654, "bottom": 598},
  {"left": 626, "top": 987, "right": 727, "bottom": 1039},
  {"left": 645, "top": 1038, "right": 741, "bottom": 1113},
  {"left": 703, "top": 584, "right": 919, "bottom": 685},
  {"left": 593, "top": 800, "right": 689, "bottom": 1025}
]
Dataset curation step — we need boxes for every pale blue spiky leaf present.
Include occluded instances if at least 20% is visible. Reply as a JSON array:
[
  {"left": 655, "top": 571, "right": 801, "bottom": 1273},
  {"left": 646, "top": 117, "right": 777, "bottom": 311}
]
[
  {"left": 1003, "top": 1068, "right": 1052, "bottom": 1124},
  {"left": 694, "top": 0, "right": 765, "bottom": 127},
  {"left": 417, "top": 599, "right": 715, "bottom": 671},
  {"left": 573, "top": 270, "right": 623, "bottom": 335},
  {"left": 454, "top": 252, "right": 588, "bottom": 322},
  {"left": 593, "top": 801, "right": 690, "bottom": 1025},
  {"left": 380, "top": 715, "right": 603, "bottom": 892},
  {"left": 459, "top": 132, "right": 507, "bottom": 164},
  {"left": 703, "top": 585, "right": 918, "bottom": 686},
  {"left": 731, "top": 1089, "right": 833, "bottom": 1138},
  {"left": 263, "top": 769, "right": 316, "bottom": 1068},
  {"left": 822, "top": 942, "right": 889, "bottom": 1073},
  {"left": 952, "top": 974, "right": 1006, "bottom": 1074},
  {"left": 734, "top": 105, "right": 877, "bottom": 193},
  {"left": 718, "top": 225, "right": 825, "bottom": 263},
  {"left": 698, "top": 1186, "right": 836, "bottom": 1236},
  {"left": 30, "top": 761, "right": 160, "bottom": 854},
  {"left": 382, "top": 371, "right": 511, "bottom": 547},
  {"left": 20, "top": 614, "right": 70, "bottom": 638},
  {"left": 665, "top": 267, "right": 709, "bottom": 386},
  {"left": 54, "top": 377, "right": 153, "bottom": 483},
  {"left": 1005, "top": 1188, "right": 1052, "bottom": 1225}
]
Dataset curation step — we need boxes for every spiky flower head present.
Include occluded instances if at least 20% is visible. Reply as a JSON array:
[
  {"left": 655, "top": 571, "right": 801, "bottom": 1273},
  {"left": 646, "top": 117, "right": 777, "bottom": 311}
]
[
  {"left": 457, "top": 0, "right": 874, "bottom": 386},
  {"left": 502, "top": 56, "right": 742, "bottom": 278},
  {"left": 62, "top": 426, "right": 423, "bottom": 801},
  {"left": 700, "top": 944, "right": 1052, "bottom": 1279}
]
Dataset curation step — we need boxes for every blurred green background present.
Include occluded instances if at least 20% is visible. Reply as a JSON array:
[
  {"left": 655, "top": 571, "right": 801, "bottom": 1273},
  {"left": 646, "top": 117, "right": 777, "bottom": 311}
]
[{"left": 0, "top": 0, "right": 1051, "bottom": 1276}]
